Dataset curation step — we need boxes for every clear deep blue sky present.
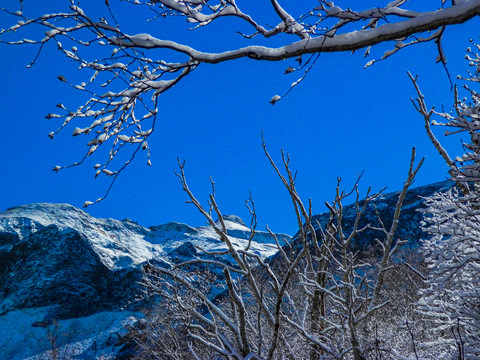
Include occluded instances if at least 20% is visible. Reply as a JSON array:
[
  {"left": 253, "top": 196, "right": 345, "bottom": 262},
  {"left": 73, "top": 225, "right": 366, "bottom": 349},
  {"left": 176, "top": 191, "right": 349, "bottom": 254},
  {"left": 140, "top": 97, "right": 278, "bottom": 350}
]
[{"left": 0, "top": 1, "right": 478, "bottom": 235}]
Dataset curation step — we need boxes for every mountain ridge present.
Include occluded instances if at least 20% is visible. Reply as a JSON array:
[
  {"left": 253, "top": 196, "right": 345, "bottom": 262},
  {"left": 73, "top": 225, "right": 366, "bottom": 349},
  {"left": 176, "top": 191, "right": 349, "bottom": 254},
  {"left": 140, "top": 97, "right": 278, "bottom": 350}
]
[{"left": 0, "top": 180, "right": 455, "bottom": 359}]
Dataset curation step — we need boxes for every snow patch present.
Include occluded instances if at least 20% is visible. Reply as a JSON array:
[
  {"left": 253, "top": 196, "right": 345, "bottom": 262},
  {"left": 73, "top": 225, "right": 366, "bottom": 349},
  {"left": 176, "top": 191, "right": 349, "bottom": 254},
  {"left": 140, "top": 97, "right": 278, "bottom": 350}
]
[{"left": 0, "top": 307, "right": 140, "bottom": 360}]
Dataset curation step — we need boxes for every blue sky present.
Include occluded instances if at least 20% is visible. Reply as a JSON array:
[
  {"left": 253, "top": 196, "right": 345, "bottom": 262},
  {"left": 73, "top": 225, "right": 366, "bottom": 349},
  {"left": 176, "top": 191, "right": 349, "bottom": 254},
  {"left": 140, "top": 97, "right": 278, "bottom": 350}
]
[{"left": 0, "top": 1, "right": 478, "bottom": 235}]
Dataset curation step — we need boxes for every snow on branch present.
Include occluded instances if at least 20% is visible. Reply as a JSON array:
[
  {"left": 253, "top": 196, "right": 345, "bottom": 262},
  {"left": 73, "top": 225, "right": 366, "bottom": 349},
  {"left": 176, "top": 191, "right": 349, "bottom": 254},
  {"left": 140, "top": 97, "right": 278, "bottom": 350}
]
[{"left": 410, "top": 41, "right": 480, "bottom": 195}]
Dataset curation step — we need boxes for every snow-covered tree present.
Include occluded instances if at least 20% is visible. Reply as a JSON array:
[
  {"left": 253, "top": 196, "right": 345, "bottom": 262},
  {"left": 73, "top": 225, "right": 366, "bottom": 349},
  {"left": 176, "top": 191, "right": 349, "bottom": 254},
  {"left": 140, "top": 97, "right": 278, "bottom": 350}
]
[
  {"left": 1, "top": 0, "right": 479, "bottom": 202},
  {"left": 410, "top": 43, "right": 480, "bottom": 358},
  {"left": 417, "top": 189, "right": 480, "bottom": 358}
]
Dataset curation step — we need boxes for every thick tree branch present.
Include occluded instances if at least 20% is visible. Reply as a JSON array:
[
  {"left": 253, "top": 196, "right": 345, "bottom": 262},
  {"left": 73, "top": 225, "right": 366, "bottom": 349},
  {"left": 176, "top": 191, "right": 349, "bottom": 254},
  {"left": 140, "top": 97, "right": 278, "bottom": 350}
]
[{"left": 115, "top": 2, "right": 480, "bottom": 63}]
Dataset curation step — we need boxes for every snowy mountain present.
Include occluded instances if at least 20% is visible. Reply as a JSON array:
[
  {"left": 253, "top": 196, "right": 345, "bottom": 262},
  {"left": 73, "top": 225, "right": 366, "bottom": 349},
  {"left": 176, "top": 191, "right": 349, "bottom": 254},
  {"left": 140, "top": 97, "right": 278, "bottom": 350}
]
[
  {"left": 0, "top": 203, "right": 290, "bottom": 359},
  {"left": 0, "top": 180, "right": 455, "bottom": 359}
]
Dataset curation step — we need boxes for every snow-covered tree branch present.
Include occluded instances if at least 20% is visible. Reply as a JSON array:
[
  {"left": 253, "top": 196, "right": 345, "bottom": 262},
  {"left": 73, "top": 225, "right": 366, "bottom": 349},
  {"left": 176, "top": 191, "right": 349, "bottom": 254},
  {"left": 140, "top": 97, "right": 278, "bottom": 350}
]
[{"left": 1, "top": 0, "right": 479, "bottom": 202}]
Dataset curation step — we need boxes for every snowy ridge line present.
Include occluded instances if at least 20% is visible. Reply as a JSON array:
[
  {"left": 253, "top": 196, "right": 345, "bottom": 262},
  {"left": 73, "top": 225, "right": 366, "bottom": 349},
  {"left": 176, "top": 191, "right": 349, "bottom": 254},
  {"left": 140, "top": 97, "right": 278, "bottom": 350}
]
[{"left": 0, "top": 203, "right": 291, "bottom": 271}]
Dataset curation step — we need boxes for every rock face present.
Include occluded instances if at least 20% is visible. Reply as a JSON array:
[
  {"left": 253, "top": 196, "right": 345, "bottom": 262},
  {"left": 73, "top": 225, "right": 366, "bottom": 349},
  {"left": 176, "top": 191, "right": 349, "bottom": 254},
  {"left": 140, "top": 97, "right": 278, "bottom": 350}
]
[
  {"left": 0, "top": 180, "right": 454, "bottom": 359},
  {"left": 0, "top": 203, "right": 161, "bottom": 320},
  {"left": 2, "top": 227, "right": 140, "bottom": 319}
]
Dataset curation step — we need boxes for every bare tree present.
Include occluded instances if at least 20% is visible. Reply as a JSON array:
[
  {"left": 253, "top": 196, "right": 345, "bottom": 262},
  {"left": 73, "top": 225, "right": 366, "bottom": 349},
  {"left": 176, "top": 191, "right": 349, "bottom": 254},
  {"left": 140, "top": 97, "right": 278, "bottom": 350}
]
[
  {"left": 0, "top": 0, "right": 478, "bottom": 202},
  {"left": 136, "top": 139, "right": 423, "bottom": 359}
]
